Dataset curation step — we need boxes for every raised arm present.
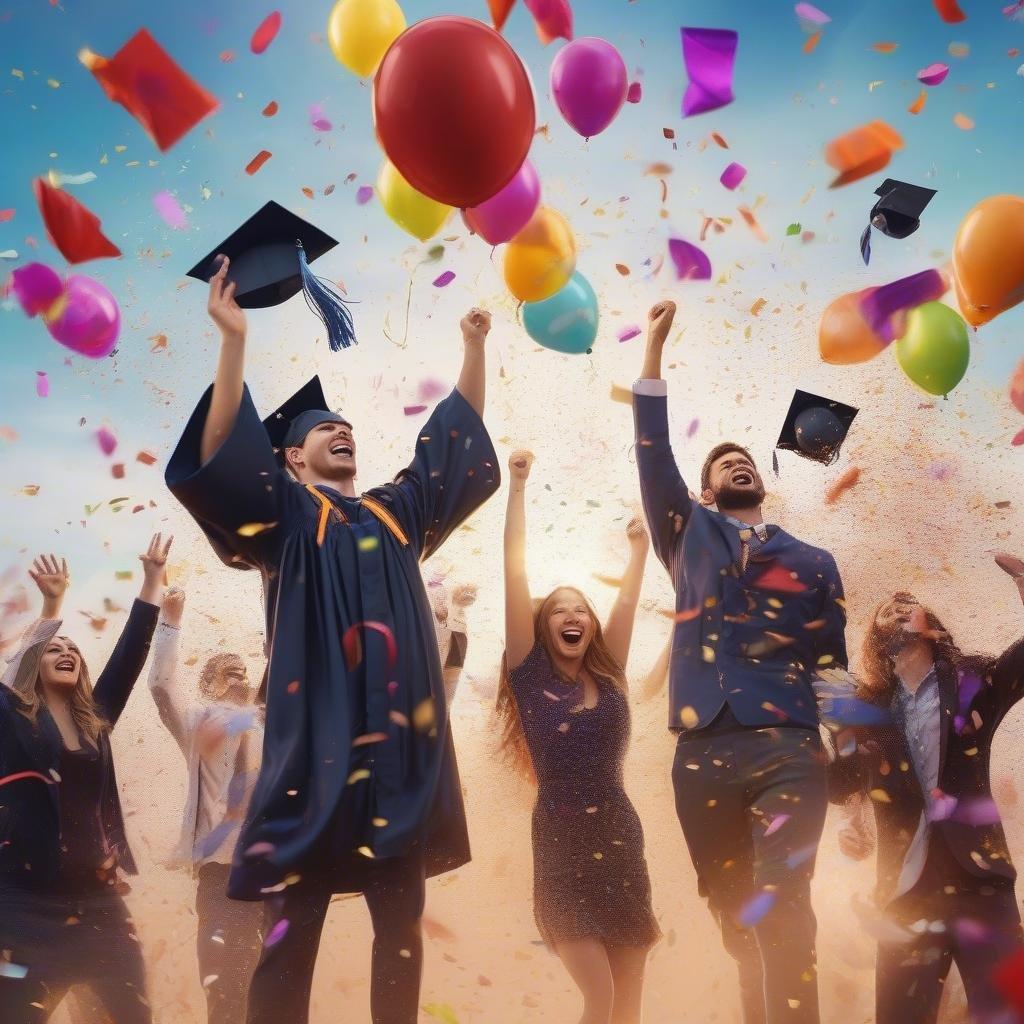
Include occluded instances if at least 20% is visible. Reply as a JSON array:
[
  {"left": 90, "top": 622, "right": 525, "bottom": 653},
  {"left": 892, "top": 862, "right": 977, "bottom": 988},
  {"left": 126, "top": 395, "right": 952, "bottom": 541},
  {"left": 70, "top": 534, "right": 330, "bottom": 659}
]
[
  {"left": 602, "top": 516, "right": 650, "bottom": 671},
  {"left": 456, "top": 308, "right": 490, "bottom": 419},
  {"left": 92, "top": 533, "right": 169, "bottom": 726},
  {"left": 1, "top": 555, "right": 68, "bottom": 693},
  {"left": 200, "top": 256, "right": 249, "bottom": 465},
  {"left": 633, "top": 301, "right": 693, "bottom": 572},
  {"left": 504, "top": 451, "right": 536, "bottom": 671},
  {"left": 147, "top": 586, "right": 191, "bottom": 754},
  {"left": 974, "top": 551, "right": 1024, "bottom": 716}
]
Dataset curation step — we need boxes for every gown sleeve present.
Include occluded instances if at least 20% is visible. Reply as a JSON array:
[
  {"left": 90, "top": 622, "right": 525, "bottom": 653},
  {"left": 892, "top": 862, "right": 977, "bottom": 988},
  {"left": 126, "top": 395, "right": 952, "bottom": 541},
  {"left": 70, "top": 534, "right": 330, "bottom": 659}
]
[
  {"left": 165, "top": 384, "right": 285, "bottom": 569},
  {"left": 92, "top": 598, "right": 159, "bottom": 727},
  {"left": 376, "top": 388, "right": 500, "bottom": 561}
]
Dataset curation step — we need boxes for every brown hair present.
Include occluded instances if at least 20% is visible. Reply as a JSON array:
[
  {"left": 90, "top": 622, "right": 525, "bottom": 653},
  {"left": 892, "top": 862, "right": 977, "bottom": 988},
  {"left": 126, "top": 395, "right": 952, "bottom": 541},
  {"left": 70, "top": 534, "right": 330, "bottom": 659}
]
[
  {"left": 12, "top": 636, "right": 107, "bottom": 747},
  {"left": 199, "top": 653, "right": 245, "bottom": 700},
  {"left": 495, "top": 587, "right": 628, "bottom": 781},
  {"left": 701, "top": 442, "right": 757, "bottom": 494},
  {"left": 859, "top": 592, "right": 981, "bottom": 704}
]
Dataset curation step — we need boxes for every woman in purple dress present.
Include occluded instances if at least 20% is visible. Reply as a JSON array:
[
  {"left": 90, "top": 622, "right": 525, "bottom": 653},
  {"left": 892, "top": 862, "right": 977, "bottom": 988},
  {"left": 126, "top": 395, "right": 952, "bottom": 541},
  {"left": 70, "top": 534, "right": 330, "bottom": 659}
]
[{"left": 497, "top": 450, "right": 659, "bottom": 1024}]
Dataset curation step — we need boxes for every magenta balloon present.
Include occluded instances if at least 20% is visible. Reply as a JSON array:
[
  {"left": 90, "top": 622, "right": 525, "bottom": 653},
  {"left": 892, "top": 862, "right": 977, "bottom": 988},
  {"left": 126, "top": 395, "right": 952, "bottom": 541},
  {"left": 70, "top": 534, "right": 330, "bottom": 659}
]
[
  {"left": 464, "top": 159, "right": 541, "bottom": 245},
  {"left": 550, "top": 37, "right": 628, "bottom": 138},
  {"left": 46, "top": 275, "right": 121, "bottom": 359},
  {"left": 10, "top": 262, "right": 63, "bottom": 318}
]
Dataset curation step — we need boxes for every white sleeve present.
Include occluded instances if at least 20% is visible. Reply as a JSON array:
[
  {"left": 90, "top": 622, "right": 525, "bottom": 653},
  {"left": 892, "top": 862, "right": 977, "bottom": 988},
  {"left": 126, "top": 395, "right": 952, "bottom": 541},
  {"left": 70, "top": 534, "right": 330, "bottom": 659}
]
[
  {"left": 632, "top": 379, "right": 669, "bottom": 397},
  {"left": 147, "top": 622, "right": 193, "bottom": 754}
]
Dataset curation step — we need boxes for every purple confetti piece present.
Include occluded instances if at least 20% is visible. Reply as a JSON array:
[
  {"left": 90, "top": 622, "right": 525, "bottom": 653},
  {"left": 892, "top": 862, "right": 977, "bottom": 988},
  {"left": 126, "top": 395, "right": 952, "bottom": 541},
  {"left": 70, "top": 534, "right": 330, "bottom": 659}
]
[
  {"left": 858, "top": 269, "right": 946, "bottom": 341},
  {"left": 918, "top": 62, "right": 950, "bottom": 86},
  {"left": 264, "top": 918, "right": 290, "bottom": 948},
  {"left": 956, "top": 669, "right": 984, "bottom": 726},
  {"left": 738, "top": 890, "right": 776, "bottom": 926},
  {"left": 404, "top": 404, "right": 428, "bottom": 416},
  {"left": 153, "top": 190, "right": 187, "bottom": 230},
  {"left": 929, "top": 791, "right": 958, "bottom": 822},
  {"left": 764, "top": 813, "right": 790, "bottom": 837},
  {"left": 417, "top": 377, "right": 448, "bottom": 401},
  {"left": 720, "top": 161, "right": 747, "bottom": 190},
  {"left": 952, "top": 797, "right": 1002, "bottom": 826},
  {"left": 309, "top": 103, "right": 332, "bottom": 132},
  {"left": 617, "top": 325, "right": 642, "bottom": 342},
  {"left": 668, "top": 237, "right": 712, "bottom": 281},
  {"left": 952, "top": 917, "right": 995, "bottom": 945},
  {"left": 626, "top": 81, "right": 642, "bottom": 103},
  {"left": 686, "top": 418, "right": 700, "bottom": 438},
  {"left": 680, "top": 27, "right": 737, "bottom": 118},
  {"left": 356, "top": 185, "right": 374, "bottom": 205},
  {"left": 96, "top": 426, "right": 117, "bottom": 456},
  {"left": 35, "top": 371, "right": 49, "bottom": 398},
  {"left": 432, "top": 270, "right": 456, "bottom": 288}
]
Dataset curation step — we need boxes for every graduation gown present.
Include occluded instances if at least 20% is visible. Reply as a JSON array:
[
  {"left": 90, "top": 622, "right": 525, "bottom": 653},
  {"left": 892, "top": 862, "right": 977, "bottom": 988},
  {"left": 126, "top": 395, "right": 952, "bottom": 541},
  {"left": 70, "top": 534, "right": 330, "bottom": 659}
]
[{"left": 166, "top": 386, "right": 499, "bottom": 898}]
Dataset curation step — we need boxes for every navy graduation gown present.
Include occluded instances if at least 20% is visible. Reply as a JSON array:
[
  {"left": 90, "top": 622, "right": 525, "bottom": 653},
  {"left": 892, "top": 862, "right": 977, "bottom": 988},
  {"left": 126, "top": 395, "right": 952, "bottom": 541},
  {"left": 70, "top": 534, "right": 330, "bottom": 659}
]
[{"left": 166, "top": 386, "right": 499, "bottom": 898}]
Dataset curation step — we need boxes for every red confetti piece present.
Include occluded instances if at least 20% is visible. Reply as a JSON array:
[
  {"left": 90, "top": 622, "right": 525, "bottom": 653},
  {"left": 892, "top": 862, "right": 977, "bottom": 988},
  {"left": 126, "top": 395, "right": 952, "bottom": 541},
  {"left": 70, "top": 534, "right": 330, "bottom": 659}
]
[
  {"left": 219, "top": 50, "right": 235, "bottom": 62},
  {"left": 404, "top": 404, "right": 428, "bottom": 416},
  {"left": 301, "top": 187, "right": 314, "bottom": 200},
  {"left": 432, "top": 270, "right": 456, "bottom": 288},
  {"left": 750, "top": 564, "right": 808, "bottom": 593},
  {"left": 251, "top": 11, "right": 282, "bottom": 55},
  {"left": 136, "top": 450, "right": 157, "bottom": 465},
  {"left": 246, "top": 150, "right": 272, "bottom": 175},
  {"left": 1012, "top": 427, "right": 1024, "bottom": 447},
  {"left": 343, "top": 621, "right": 398, "bottom": 671},
  {"left": 803, "top": 31, "right": 822, "bottom": 54},
  {"left": 33, "top": 178, "right": 121, "bottom": 264},
  {"left": 0, "top": 210, "right": 13, "bottom": 222},
  {"left": 262, "top": 100, "right": 278, "bottom": 117},
  {"left": 524, "top": 0, "right": 573, "bottom": 46},
  {"left": 0, "top": 770, "right": 57, "bottom": 789},
  {"left": 710, "top": 131, "right": 729, "bottom": 148},
  {"left": 626, "top": 81, "right": 642, "bottom": 103},
  {"left": 825, "top": 465, "right": 862, "bottom": 505},
  {"left": 933, "top": 0, "right": 966, "bottom": 22},
  {"left": 111, "top": 463, "right": 125, "bottom": 479}
]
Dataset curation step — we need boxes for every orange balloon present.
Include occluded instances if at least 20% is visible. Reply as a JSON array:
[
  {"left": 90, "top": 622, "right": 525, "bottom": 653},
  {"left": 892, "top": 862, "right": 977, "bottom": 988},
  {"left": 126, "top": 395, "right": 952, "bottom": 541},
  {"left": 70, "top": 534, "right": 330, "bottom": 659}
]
[
  {"left": 503, "top": 207, "right": 576, "bottom": 302},
  {"left": 818, "top": 288, "right": 888, "bottom": 365},
  {"left": 953, "top": 194, "right": 1024, "bottom": 328}
]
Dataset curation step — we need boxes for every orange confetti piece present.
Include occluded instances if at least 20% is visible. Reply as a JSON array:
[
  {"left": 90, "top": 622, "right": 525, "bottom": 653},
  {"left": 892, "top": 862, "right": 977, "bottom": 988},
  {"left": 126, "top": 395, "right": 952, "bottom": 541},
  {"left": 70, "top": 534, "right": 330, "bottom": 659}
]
[
  {"left": 645, "top": 162, "right": 673, "bottom": 176},
  {"left": 738, "top": 205, "right": 768, "bottom": 243},
  {"left": 246, "top": 150, "right": 272, "bottom": 175},
  {"left": 219, "top": 50, "right": 235, "bottom": 63},
  {"left": 615, "top": 263, "right": 630, "bottom": 276},
  {"left": 135, "top": 450, "right": 157, "bottom": 466},
  {"left": 825, "top": 466, "right": 862, "bottom": 505},
  {"left": 301, "top": 187, "right": 314, "bottom": 199},
  {"left": 803, "top": 31, "right": 822, "bottom": 54},
  {"left": 953, "top": 112, "right": 974, "bottom": 130},
  {"left": 148, "top": 332, "right": 168, "bottom": 352},
  {"left": 908, "top": 89, "right": 927, "bottom": 115},
  {"left": 750, "top": 297, "right": 767, "bottom": 316},
  {"left": 871, "top": 42, "right": 899, "bottom": 53},
  {"left": 824, "top": 120, "right": 903, "bottom": 187},
  {"left": 710, "top": 131, "right": 729, "bottom": 149},
  {"left": 262, "top": 100, "right": 278, "bottom": 117}
]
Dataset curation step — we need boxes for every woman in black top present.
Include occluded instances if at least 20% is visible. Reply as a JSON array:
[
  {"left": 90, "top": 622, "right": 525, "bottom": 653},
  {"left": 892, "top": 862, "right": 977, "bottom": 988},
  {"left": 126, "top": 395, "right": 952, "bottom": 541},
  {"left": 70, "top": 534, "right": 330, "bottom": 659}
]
[
  {"left": 0, "top": 536, "right": 171, "bottom": 1024},
  {"left": 497, "top": 451, "right": 659, "bottom": 1024}
]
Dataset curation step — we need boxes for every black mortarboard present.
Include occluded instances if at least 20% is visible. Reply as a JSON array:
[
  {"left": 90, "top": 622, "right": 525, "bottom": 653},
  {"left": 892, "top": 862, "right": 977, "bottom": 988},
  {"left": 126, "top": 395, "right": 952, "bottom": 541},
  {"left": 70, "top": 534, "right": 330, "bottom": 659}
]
[
  {"left": 774, "top": 389, "right": 858, "bottom": 472},
  {"left": 860, "top": 179, "right": 937, "bottom": 265},
  {"left": 261, "top": 376, "right": 350, "bottom": 458},
  {"left": 187, "top": 201, "right": 356, "bottom": 350}
]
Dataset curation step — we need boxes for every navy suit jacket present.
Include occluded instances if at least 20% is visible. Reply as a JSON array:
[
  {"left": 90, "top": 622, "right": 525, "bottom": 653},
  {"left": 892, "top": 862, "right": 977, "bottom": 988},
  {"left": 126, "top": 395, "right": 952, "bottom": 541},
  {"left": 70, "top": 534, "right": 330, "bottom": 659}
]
[{"left": 633, "top": 390, "right": 848, "bottom": 731}]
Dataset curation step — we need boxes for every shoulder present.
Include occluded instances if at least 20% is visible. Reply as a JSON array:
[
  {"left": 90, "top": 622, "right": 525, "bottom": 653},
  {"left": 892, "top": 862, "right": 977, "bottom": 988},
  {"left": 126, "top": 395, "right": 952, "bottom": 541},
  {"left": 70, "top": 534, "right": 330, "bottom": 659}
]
[
  {"left": 508, "top": 642, "right": 550, "bottom": 686},
  {"left": 786, "top": 534, "right": 839, "bottom": 571}
]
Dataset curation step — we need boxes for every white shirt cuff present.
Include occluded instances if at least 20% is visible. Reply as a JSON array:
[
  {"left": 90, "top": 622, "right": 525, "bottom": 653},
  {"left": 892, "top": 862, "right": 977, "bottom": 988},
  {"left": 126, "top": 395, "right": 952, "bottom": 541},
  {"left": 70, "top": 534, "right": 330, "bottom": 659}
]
[{"left": 632, "top": 379, "right": 668, "bottom": 397}]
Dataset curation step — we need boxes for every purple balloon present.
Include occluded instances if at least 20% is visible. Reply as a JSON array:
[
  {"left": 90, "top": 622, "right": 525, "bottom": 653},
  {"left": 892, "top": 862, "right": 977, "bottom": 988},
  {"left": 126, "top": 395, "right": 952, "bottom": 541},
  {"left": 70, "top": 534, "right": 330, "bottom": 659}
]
[
  {"left": 550, "top": 37, "right": 628, "bottom": 138},
  {"left": 10, "top": 262, "right": 63, "bottom": 318},
  {"left": 464, "top": 158, "right": 541, "bottom": 245},
  {"left": 46, "top": 275, "right": 120, "bottom": 359}
]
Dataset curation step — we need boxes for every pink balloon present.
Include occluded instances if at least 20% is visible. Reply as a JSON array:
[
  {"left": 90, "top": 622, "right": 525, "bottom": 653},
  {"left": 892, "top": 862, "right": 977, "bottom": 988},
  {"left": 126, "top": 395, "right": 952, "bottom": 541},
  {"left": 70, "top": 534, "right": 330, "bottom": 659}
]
[
  {"left": 464, "top": 158, "right": 541, "bottom": 245},
  {"left": 550, "top": 37, "right": 628, "bottom": 138},
  {"left": 9, "top": 262, "right": 63, "bottom": 317},
  {"left": 46, "top": 275, "right": 120, "bottom": 359}
]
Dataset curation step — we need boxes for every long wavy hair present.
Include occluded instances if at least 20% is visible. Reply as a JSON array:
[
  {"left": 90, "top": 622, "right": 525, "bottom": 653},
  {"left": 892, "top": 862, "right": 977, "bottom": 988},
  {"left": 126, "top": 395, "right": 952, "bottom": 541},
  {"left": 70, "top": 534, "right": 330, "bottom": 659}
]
[
  {"left": 199, "top": 653, "right": 245, "bottom": 701},
  {"left": 11, "top": 635, "right": 107, "bottom": 747},
  {"left": 495, "top": 587, "right": 628, "bottom": 781},
  {"left": 859, "top": 592, "right": 980, "bottom": 704}
]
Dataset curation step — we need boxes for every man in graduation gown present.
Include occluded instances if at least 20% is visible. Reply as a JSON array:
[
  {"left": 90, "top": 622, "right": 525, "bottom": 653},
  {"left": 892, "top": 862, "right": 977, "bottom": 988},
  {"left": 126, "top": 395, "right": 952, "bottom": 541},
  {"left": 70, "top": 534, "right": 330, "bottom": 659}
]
[{"left": 165, "top": 254, "right": 500, "bottom": 1024}]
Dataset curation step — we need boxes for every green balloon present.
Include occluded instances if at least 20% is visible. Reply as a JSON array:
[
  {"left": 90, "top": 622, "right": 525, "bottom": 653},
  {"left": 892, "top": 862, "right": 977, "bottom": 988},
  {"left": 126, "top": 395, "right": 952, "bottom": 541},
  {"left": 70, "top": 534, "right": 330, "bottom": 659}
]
[{"left": 894, "top": 301, "right": 970, "bottom": 397}]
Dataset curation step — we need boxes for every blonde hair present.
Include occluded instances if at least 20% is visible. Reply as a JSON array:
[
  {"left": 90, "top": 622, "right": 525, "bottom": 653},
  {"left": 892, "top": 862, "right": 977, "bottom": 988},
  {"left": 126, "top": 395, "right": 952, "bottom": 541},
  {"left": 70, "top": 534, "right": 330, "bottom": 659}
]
[
  {"left": 495, "top": 587, "right": 628, "bottom": 781},
  {"left": 12, "top": 635, "right": 108, "bottom": 747}
]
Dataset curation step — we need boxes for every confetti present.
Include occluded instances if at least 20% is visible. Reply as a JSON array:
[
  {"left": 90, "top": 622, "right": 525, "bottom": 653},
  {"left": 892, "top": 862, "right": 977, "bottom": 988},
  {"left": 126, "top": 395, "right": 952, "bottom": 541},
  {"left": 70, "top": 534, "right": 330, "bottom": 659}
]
[
  {"left": 96, "top": 426, "right": 117, "bottom": 456},
  {"left": 262, "top": 100, "right": 279, "bottom": 116},
  {"left": 795, "top": 3, "right": 830, "bottom": 30},
  {"left": 523, "top": 0, "right": 573, "bottom": 46},
  {"left": 738, "top": 205, "right": 768, "bottom": 242},
  {"left": 343, "top": 621, "right": 398, "bottom": 671},
  {"left": 825, "top": 466, "right": 861, "bottom": 504},
  {"left": 245, "top": 150, "right": 272, "bottom": 175},
  {"left": 720, "top": 162, "right": 747, "bottom": 190},
  {"left": 710, "top": 131, "right": 729, "bottom": 148},
  {"left": 237, "top": 522, "right": 277, "bottom": 537},
  {"left": 933, "top": 0, "right": 966, "bottom": 21},
  {"left": 668, "top": 237, "right": 712, "bottom": 280},
  {"left": 36, "top": 371, "right": 49, "bottom": 398},
  {"left": 153, "top": 190, "right": 187, "bottom": 230},
  {"left": 432, "top": 270, "right": 456, "bottom": 288},
  {"left": 0, "top": 770, "right": 57, "bottom": 789},
  {"left": 488, "top": 0, "right": 516, "bottom": 31},
  {"left": 627, "top": 81, "right": 642, "bottom": 103},
  {"left": 948, "top": 41, "right": 970, "bottom": 58},
  {"left": 824, "top": 120, "right": 903, "bottom": 187},
  {"left": 309, "top": 103, "right": 332, "bottom": 132},
  {"left": 918, "top": 62, "right": 949, "bottom": 86},
  {"left": 404, "top": 404, "right": 428, "bottom": 416},
  {"left": 786, "top": 222, "right": 801, "bottom": 235},
  {"left": 680, "top": 27, "right": 738, "bottom": 117},
  {"left": 264, "top": 918, "right": 290, "bottom": 948},
  {"left": 908, "top": 89, "right": 927, "bottom": 114},
  {"left": 617, "top": 325, "right": 642, "bottom": 342},
  {"left": 33, "top": 178, "right": 121, "bottom": 264},
  {"left": 871, "top": 42, "right": 899, "bottom": 53},
  {"left": 953, "top": 112, "right": 974, "bottom": 130},
  {"left": 0, "top": 209, "right": 14, "bottom": 222},
  {"left": 803, "top": 32, "right": 822, "bottom": 54},
  {"left": 356, "top": 185, "right": 374, "bottom": 205},
  {"left": 251, "top": 11, "right": 282, "bottom": 55}
]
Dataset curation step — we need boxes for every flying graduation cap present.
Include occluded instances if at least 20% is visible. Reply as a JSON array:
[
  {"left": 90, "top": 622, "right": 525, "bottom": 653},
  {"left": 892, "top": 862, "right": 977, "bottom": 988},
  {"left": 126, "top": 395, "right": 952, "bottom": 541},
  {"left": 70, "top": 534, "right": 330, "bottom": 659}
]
[
  {"left": 261, "top": 375, "right": 350, "bottom": 461},
  {"left": 774, "top": 389, "right": 858, "bottom": 473},
  {"left": 860, "top": 179, "right": 937, "bottom": 265},
  {"left": 187, "top": 201, "right": 356, "bottom": 351}
]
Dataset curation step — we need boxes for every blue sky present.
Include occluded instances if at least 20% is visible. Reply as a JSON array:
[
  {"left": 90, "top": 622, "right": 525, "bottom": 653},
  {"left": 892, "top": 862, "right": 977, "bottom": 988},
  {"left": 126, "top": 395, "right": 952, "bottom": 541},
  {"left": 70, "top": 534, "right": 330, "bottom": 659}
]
[{"left": 1, "top": 0, "right": 1022, "bottom": 613}]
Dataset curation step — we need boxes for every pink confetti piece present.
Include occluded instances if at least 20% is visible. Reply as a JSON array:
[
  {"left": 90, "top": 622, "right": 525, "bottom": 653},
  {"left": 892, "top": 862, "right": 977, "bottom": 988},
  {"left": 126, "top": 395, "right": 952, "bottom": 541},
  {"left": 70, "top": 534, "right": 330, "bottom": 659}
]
[
  {"left": 309, "top": 103, "right": 332, "bottom": 132},
  {"left": 686, "top": 417, "right": 700, "bottom": 437},
  {"left": 417, "top": 378, "right": 448, "bottom": 401},
  {"left": 404, "top": 404, "right": 428, "bottom": 416},
  {"left": 617, "top": 325, "right": 642, "bottom": 342},
  {"left": 668, "top": 237, "right": 712, "bottom": 281},
  {"left": 243, "top": 841, "right": 276, "bottom": 859},
  {"left": 523, "top": 0, "right": 573, "bottom": 45},
  {"left": 356, "top": 185, "right": 374, "bottom": 205},
  {"left": 251, "top": 11, "right": 282, "bottom": 55},
  {"left": 96, "top": 426, "right": 117, "bottom": 456},
  {"left": 917, "top": 62, "right": 950, "bottom": 86},
  {"left": 720, "top": 161, "right": 747, "bottom": 190},
  {"left": 626, "top": 81, "right": 642, "bottom": 103},
  {"left": 1014, "top": 426, "right": 1024, "bottom": 447},
  {"left": 764, "top": 813, "right": 791, "bottom": 837},
  {"left": 35, "top": 371, "right": 49, "bottom": 398},
  {"left": 432, "top": 270, "right": 456, "bottom": 288},
  {"left": 795, "top": 2, "right": 831, "bottom": 28},
  {"left": 264, "top": 918, "right": 290, "bottom": 948},
  {"left": 153, "top": 190, "right": 187, "bottom": 230}
]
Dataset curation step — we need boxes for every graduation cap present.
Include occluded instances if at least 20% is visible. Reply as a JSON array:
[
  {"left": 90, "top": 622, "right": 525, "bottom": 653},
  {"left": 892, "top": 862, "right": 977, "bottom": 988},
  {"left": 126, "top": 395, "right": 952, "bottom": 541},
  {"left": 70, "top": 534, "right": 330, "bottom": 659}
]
[
  {"left": 261, "top": 376, "right": 350, "bottom": 459},
  {"left": 187, "top": 201, "right": 356, "bottom": 350},
  {"left": 860, "top": 179, "right": 937, "bottom": 265},
  {"left": 774, "top": 389, "right": 858, "bottom": 473}
]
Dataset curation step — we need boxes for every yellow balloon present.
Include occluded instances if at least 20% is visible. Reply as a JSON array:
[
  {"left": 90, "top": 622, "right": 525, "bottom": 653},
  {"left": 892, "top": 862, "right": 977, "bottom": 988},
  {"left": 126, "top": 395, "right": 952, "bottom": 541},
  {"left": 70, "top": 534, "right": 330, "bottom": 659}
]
[
  {"left": 327, "top": 0, "right": 406, "bottom": 78},
  {"left": 377, "top": 159, "right": 452, "bottom": 242},
  {"left": 503, "top": 207, "right": 576, "bottom": 303}
]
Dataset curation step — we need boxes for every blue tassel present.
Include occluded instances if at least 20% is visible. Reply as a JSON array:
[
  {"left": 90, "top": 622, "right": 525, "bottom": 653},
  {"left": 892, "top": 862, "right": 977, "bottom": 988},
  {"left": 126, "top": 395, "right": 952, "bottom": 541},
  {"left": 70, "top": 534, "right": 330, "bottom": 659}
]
[{"left": 297, "top": 242, "right": 356, "bottom": 351}]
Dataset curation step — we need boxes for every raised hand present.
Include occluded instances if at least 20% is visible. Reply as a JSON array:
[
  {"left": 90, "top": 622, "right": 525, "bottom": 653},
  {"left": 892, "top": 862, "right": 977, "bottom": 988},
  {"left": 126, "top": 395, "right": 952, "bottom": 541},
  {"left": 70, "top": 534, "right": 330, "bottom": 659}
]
[
  {"left": 626, "top": 515, "right": 650, "bottom": 550},
  {"left": 29, "top": 554, "right": 69, "bottom": 600},
  {"left": 452, "top": 583, "right": 478, "bottom": 608},
  {"left": 207, "top": 255, "right": 247, "bottom": 341},
  {"left": 139, "top": 533, "right": 173, "bottom": 605},
  {"left": 647, "top": 300, "right": 677, "bottom": 347},
  {"left": 161, "top": 586, "right": 185, "bottom": 628},
  {"left": 508, "top": 449, "right": 535, "bottom": 481},
  {"left": 993, "top": 551, "right": 1024, "bottom": 580},
  {"left": 460, "top": 307, "right": 492, "bottom": 348}
]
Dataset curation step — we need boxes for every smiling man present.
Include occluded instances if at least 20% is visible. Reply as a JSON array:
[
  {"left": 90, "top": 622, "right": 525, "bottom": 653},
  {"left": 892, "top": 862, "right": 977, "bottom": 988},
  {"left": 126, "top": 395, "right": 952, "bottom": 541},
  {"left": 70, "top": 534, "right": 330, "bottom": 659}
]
[
  {"left": 632, "top": 301, "right": 848, "bottom": 1024},
  {"left": 165, "top": 250, "right": 500, "bottom": 1024}
]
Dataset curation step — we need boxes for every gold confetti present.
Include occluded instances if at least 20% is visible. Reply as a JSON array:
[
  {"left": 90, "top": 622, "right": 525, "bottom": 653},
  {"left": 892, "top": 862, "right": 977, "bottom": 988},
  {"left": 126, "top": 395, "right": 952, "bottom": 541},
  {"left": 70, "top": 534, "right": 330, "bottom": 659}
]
[{"left": 237, "top": 521, "right": 277, "bottom": 536}]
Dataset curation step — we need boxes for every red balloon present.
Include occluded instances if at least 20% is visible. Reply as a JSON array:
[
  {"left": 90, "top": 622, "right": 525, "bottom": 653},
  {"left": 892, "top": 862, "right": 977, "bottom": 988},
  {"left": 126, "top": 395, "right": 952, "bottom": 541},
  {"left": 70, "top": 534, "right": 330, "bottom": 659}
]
[{"left": 374, "top": 16, "right": 535, "bottom": 209}]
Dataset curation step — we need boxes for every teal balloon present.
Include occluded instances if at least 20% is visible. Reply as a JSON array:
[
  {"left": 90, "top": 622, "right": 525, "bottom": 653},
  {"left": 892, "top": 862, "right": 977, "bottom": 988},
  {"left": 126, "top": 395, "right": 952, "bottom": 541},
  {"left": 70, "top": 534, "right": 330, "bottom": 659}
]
[
  {"left": 522, "top": 272, "right": 599, "bottom": 354},
  {"left": 894, "top": 301, "right": 970, "bottom": 397}
]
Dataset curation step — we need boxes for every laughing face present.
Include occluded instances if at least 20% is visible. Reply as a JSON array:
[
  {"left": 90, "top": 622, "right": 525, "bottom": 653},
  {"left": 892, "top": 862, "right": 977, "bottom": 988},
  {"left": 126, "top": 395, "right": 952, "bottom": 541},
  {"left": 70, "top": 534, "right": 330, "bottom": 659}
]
[
  {"left": 703, "top": 449, "right": 766, "bottom": 511},
  {"left": 39, "top": 636, "right": 82, "bottom": 689},
  {"left": 286, "top": 419, "right": 356, "bottom": 484},
  {"left": 542, "top": 588, "right": 595, "bottom": 663}
]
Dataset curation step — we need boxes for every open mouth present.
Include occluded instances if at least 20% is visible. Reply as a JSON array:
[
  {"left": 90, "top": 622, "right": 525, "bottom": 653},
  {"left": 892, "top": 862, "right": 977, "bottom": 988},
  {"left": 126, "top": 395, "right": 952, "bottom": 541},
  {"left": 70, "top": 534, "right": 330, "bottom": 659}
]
[
  {"left": 560, "top": 629, "right": 583, "bottom": 646},
  {"left": 55, "top": 659, "right": 76, "bottom": 672},
  {"left": 731, "top": 471, "right": 753, "bottom": 486},
  {"left": 330, "top": 443, "right": 354, "bottom": 457}
]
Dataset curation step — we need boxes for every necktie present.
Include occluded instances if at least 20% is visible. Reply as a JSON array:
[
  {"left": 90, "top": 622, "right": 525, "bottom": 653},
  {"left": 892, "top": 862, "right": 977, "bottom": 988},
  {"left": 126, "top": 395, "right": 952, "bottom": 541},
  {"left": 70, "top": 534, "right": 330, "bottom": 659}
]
[{"left": 738, "top": 529, "right": 752, "bottom": 575}]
